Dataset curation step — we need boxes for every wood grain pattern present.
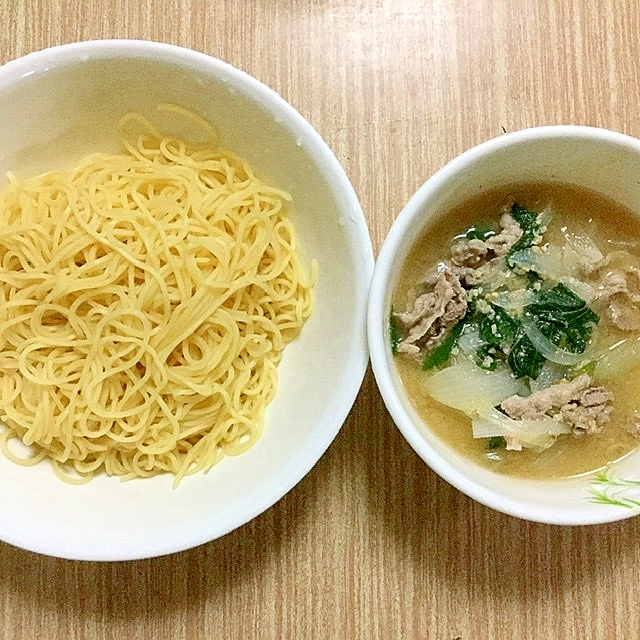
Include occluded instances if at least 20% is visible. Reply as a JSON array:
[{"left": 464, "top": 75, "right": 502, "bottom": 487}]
[{"left": 2, "top": 1, "right": 640, "bottom": 638}]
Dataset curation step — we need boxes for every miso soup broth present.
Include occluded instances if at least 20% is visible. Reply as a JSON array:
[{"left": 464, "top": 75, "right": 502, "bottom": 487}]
[{"left": 392, "top": 183, "right": 640, "bottom": 479}]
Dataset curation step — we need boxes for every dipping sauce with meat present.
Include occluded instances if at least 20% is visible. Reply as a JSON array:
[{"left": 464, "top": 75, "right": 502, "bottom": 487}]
[{"left": 391, "top": 183, "right": 640, "bottom": 479}]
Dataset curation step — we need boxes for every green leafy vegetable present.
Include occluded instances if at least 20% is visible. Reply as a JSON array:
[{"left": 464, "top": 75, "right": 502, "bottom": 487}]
[
  {"left": 460, "top": 223, "right": 496, "bottom": 242},
  {"left": 575, "top": 359, "right": 598, "bottom": 378},
  {"left": 525, "top": 270, "right": 544, "bottom": 289},
  {"left": 527, "top": 283, "right": 598, "bottom": 319},
  {"left": 507, "top": 284, "right": 598, "bottom": 378},
  {"left": 506, "top": 204, "right": 540, "bottom": 267},
  {"left": 478, "top": 306, "right": 518, "bottom": 347},
  {"left": 564, "top": 323, "right": 592, "bottom": 353},
  {"left": 508, "top": 326, "right": 547, "bottom": 378},
  {"left": 527, "top": 282, "right": 597, "bottom": 317},
  {"left": 389, "top": 309, "right": 403, "bottom": 356},
  {"left": 475, "top": 344, "right": 498, "bottom": 370},
  {"left": 473, "top": 306, "right": 517, "bottom": 370},
  {"left": 487, "top": 436, "right": 506, "bottom": 451},
  {"left": 422, "top": 320, "right": 465, "bottom": 370},
  {"left": 524, "top": 283, "right": 598, "bottom": 353}
]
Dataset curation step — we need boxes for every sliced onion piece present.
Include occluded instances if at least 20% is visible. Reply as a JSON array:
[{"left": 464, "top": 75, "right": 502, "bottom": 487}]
[
  {"left": 456, "top": 323, "right": 483, "bottom": 355},
  {"left": 492, "top": 288, "right": 536, "bottom": 313},
  {"left": 520, "top": 316, "right": 587, "bottom": 366},
  {"left": 594, "top": 336, "right": 640, "bottom": 381},
  {"left": 537, "top": 205, "right": 554, "bottom": 231},
  {"left": 508, "top": 248, "right": 537, "bottom": 271},
  {"left": 472, "top": 406, "right": 569, "bottom": 451},
  {"left": 508, "top": 245, "right": 566, "bottom": 281},
  {"left": 423, "top": 357, "right": 527, "bottom": 415},
  {"left": 528, "top": 360, "right": 569, "bottom": 393},
  {"left": 563, "top": 230, "right": 604, "bottom": 275}
]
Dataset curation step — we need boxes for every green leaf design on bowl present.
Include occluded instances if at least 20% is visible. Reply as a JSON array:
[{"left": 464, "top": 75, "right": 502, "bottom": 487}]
[{"left": 589, "top": 470, "right": 640, "bottom": 509}]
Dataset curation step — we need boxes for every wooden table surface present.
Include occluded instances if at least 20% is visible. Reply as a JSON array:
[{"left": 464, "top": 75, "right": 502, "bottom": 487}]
[{"left": 2, "top": 1, "right": 640, "bottom": 638}]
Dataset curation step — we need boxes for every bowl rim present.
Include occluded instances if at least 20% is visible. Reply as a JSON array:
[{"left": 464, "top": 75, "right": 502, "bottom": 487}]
[
  {"left": 0, "top": 39, "right": 375, "bottom": 560},
  {"left": 368, "top": 124, "right": 640, "bottom": 526}
]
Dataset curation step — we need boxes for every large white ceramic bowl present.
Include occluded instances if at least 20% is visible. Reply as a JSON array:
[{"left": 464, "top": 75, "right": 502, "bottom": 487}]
[
  {"left": 369, "top": 126, "right": 640, "bottom": 525},
  {"left": 0, "top": 40, "right": 373, "bottom": 560}
]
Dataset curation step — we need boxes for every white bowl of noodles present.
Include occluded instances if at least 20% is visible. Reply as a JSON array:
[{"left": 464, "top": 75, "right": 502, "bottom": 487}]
[
  {"left": 0, "top": 40, "right": 373, "bottom": 559},
  {"left": 369, "top": 126, "right": 640, "bottom": 525}
]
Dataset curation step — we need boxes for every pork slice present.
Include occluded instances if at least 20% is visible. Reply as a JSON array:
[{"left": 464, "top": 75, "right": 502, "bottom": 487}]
[
  {"left": 450, "top": 256, "right": 502, "bottom": 287},
  {"left": 589, "top": 252, "right": 640, "bottom": 330},
  {"left": 485, "top": 212, "right": 524, "bottom": 256},
  {"left": 560, "top": 385, "right": 613, "bottom": 436},
  {"left": 500, "top": 374, "right": 592, "bottom": 420},
  {"left": 450, "top": 238, "right": 489, "bottom": 268},
  {"left": 450, "top": 213, "right": 523, "bottom": 270},
  {"left": 395, "top": 263, "right": 467, "bottom": 355},
  {"left": 597, "top": 271, "right": 628, "bottom": 299},
  {"left": 500, "top": 374, "right": 613, "bottom": 438},
  {"left": 620, "top": 414, "right": 640, "bottom": 437}
]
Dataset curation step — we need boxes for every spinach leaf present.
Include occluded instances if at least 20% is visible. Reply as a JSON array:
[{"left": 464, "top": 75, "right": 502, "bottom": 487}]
[
  {"left": 563, "top": 323, "right": 593, "bottom": 353},
  {"left": 422, "top": 320, "right": 465, "bottom": 370},
  {"left": 508, "top": 325, "right": 546, "bottom": 378},
  {"left": 476, "top": 343, "right": 498, "bottom": 370},
  {"left": 526, "top": 283, "right": 598, "bottom": 326},
  {"left": 506, "top": 204, "right": 540, "bottom": 267},
  {"left": 525, "top": 270, "right": 544, "bottom": 289},
  {"left": 487, "top": 436, "right": 506, "bottom": 451},
  {"left": 524, "top": 283, "right": 598, "bottom": 354},
  {"left": 507, "top": 283, "right": 599, "bottom": 378},
  {"left": 475, "top": 306, "right": 518, "bottom": 370},
  {"left": 478, "top": 306, "right": 518, "bottom": 347},
  {"left": 389, "top": 309, "right": 403, "bottom": 356},
  {"left": 460, "top": 223, "right": 496, "bottom": 242}
]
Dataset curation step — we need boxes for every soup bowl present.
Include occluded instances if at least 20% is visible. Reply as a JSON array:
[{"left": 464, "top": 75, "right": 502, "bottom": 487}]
[
  {"left": 368, "top": 126, "right": 640, "bottom": 525},
  {"left": 0, "top": 40, "right": 374, "bottom": 559}
]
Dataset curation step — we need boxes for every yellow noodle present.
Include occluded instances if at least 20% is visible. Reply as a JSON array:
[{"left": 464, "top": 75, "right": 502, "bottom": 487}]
[{"left": 0, "top": 107, "right": 315, "bottom": 485}]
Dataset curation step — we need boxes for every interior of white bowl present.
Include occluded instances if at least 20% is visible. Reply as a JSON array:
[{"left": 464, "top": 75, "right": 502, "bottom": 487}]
[
  {"left": 369, "top": 126, "right": 640, "bottom": 525},
  {"left": 0, "top": 40, "right": 374, "bottom": 559}
]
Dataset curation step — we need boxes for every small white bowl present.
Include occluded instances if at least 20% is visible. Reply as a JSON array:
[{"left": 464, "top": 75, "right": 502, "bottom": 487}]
[
  {"left": 368, "top": 126, "right": 640, "bottom": 525},
  {"left": 0, "top": 40, "right": 374, "bottom": 559}
]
